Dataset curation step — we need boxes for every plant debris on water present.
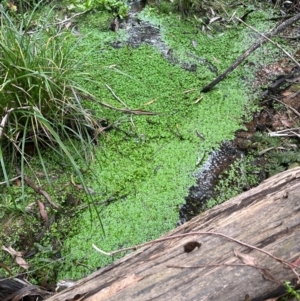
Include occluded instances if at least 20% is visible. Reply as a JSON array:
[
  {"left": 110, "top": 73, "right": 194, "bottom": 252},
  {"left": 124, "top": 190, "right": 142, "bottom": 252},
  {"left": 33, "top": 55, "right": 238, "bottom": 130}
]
[{"left": 0, "top": 0, "right": 300, "bottom": 290}]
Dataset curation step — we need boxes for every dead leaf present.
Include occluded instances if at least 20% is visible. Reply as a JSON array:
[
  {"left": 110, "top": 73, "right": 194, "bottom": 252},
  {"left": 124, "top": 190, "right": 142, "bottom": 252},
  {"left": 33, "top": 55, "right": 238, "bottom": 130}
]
[
  {"left": 2, "top": 246, "right": 29, "bottom": 269},
  {"left": 40, "top": 273, "right": 49, "bottom": 289},
  {"left": 65, "top": 22, "right": 72, "bottom": 29},
  {"left": 260, "top": 269, "right": 281, "bottom": 284},
  {"left": 7, "top": 2, "right": 17, "bottom": 11},
  {"left": 25, "top": 202, "right": 36, "bottom": 213},
  {"left": 35, "top": 171, "right": 46, "bottom": 177},
  {"left": 194, "top": 97, "right": 203, "bottom": 104},
  {"left": 37, "top": 200, "right": 48, "bottom": 224},
  {"left": 6, "top": 284, "right": 48, "bottom": 301},
  {"left": 2, "top": 245, "right": 24, "bottom": 257},
  {"left": 282, "top": 90, "right": 294, "bottom": 97},
  {"left": 280, "top": 118, "right": 294, "bottom": 128},
  {"left": 16, "top": 256, "right": 29, "bottom": 269},
  {"left": 234, "top": 249, "right": 258, "bottom": 266},
  {"left": 290, "top": 256, "right": 300, "bottom": 267}
]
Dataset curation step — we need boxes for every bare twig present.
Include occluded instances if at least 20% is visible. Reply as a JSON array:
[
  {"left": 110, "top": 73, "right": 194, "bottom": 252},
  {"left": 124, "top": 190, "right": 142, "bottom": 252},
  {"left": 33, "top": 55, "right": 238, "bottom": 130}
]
[
  {"left": 94, "top": 231, "right": 300, "bottom": 282},
  {"left": 167, "top": 263, "right": 268, "bottom": 270},
  {"left": 236, "top": 17, "right": 300, "bottom": 68},
  {"left": 201, "top": 12, "right": 300, "bottom": 92},
  {"left": 269, "top": 96, "right": 300, "bottom": 117},
  {"left": 98, "top": 100, "right": 159, "bottom": 115},
  {"left": 269, "top": 128, "right": 300, "bottom": 137},
  {"left": 0, "top": 176, "right": 21, "bottom": 185},
  {"left": 105, "top": 84, "right": 128, "bottom": 108}
]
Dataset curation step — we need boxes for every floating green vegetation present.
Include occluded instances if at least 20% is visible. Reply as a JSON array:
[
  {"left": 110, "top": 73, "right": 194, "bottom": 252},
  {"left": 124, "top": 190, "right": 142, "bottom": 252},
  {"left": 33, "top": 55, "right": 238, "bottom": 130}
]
[
  {"left": 58, "top": 45, "right": 252, "bottom": 279},
  {"left": 0, "top": 2, "right": 281, "bottom": 282},
  {"left": 54, "top": 12, "right": 260, "bottom": 279}
]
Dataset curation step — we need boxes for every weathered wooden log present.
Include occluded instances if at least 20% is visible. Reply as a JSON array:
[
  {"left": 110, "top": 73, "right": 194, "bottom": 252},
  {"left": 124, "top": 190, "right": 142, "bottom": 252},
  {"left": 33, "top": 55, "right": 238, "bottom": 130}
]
[{"left": 46, "top": 167, "right": 300, "bottom": 301}]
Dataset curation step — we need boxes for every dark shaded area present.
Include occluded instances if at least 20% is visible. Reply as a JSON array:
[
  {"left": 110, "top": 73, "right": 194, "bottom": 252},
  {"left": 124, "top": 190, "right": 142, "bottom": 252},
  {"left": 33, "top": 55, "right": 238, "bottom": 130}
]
[
  {"left": 110, "top": 0, "right": 216, "bottom": 73},
  {"left": 250, "top": 279, "right": 300, "bottom": 301},
  {"left": 0, "top": 278, "right": 52, "bottom": 301},
  {"left": 178, "top": 142, "right": 244, "bottom": 225}
]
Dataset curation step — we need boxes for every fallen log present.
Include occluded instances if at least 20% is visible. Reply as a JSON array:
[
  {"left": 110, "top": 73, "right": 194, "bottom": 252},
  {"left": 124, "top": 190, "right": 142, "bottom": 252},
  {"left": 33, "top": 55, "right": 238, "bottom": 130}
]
[{"left": 46, "top": 167, "right": 300, "bottom": 301}]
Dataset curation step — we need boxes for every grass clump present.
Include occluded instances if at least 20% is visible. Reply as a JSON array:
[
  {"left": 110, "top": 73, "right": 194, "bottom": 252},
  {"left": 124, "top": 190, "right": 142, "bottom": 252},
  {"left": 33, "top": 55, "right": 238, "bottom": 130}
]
[{"left": 0, "top": 4, "right": 103, "bottom": 218}]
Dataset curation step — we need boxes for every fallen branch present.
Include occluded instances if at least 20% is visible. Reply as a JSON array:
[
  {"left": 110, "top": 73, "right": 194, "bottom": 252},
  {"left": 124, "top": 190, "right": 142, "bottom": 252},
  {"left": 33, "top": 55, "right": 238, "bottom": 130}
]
[
  {"left": 201, "top": 12, "right": 300, "bottom": 93},
  {"left": 236, "top": 18, "right": 300, "bottom": 68}
]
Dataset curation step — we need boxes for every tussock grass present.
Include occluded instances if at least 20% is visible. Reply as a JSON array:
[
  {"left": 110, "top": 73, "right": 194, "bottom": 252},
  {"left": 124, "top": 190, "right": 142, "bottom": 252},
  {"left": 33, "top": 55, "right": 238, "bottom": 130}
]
[{"left": 0, "top": 2, "right": 103, "bottom": 228}]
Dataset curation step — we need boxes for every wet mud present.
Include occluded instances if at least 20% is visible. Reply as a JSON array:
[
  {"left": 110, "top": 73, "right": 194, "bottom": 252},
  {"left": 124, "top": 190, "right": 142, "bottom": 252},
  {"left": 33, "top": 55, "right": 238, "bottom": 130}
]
[
  {"left": 111, "top": 0, "right": 217, "bottom": 72},
  {"left": 177, "top": 142, "right": 244, "bottom": 225}
]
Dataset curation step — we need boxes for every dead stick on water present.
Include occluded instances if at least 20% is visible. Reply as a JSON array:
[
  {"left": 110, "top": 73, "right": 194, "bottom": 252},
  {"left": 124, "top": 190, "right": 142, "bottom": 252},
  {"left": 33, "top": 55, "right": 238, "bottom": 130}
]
[
  {"left": 201, "top": 12, "right": 300, "bottom": 93},
  {"left": 236, "top": 17, "right": 300, "bottom": 68}
]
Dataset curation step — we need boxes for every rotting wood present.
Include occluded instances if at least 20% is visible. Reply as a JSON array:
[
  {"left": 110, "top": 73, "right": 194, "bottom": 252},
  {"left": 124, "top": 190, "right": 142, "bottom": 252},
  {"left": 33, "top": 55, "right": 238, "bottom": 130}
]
[
  {"left": 201, "top": 12, "right": 300, "bottom": 93},
  {"left": 46, "top": 167, "right": 300, "bottom": 301}
]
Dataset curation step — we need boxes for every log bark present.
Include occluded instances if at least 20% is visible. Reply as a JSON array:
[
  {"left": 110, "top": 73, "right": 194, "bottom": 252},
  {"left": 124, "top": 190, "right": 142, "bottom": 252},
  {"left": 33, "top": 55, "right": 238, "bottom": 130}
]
[{"left": 46, "top": 167, "right": 300, "bottom": 301}]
